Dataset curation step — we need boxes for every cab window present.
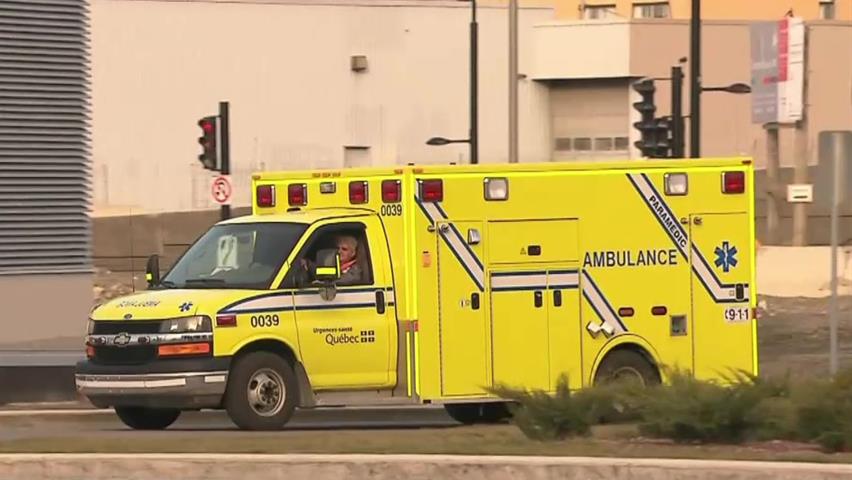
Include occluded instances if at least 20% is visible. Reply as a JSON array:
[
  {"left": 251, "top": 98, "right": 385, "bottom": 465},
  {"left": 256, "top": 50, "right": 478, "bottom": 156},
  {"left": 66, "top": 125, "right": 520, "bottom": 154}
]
[{"left": 281, "top": 223, "right": 374, "bottom": 289}]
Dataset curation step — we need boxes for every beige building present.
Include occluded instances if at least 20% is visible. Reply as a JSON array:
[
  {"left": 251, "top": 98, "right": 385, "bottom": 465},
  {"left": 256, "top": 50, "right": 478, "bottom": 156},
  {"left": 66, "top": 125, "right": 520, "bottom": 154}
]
[
  {"left": 557, "top": 0, "right": 851, "bottom": 20},
  {"left": 89, "top": 0, "right": 851, "bottom": 281}
]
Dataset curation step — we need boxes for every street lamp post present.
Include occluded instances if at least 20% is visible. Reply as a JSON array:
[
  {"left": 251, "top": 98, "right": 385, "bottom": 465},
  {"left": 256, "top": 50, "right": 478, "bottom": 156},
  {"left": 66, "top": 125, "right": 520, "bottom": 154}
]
[
  {"left": 426, "top": 0, "right": 478, "bottom": 164},
  {"left": 469, "top": 0, "right": 479, "bottom": 164}
]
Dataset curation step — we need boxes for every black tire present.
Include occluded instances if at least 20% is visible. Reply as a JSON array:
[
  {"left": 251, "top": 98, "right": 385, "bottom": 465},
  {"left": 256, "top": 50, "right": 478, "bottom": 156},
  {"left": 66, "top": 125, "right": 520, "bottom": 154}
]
[
  {"left": 114, "top": 406, "right": 181, "bottom": 430},
  {"left": 445, "top": 402, "right": 512, "bottom": 425},
  {"left": 594, "top": 349, "right": 661, "bottom": 386},
  {"left": 225, "top": 351, "right": 299, "bottom": 431}
]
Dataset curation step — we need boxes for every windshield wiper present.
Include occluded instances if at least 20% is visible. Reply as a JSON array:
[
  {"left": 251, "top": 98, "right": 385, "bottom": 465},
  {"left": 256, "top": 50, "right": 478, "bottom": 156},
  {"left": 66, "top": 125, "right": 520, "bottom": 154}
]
[
  {"left": 158, "top": 280, "right": 177, "bottom": 289},
  {"left": 184, "top": 278, "right": 227, "bottom": 286}
]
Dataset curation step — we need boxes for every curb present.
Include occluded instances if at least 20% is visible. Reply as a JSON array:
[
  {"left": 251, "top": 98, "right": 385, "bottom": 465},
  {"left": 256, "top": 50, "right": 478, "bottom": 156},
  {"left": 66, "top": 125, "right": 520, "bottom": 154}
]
[{"left": 0, "top": 454, "right": 850, "bottom": 480}]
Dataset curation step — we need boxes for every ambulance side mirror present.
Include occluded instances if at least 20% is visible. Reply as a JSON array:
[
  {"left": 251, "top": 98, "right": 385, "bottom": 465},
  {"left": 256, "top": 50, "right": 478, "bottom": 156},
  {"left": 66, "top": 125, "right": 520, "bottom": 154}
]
[
  {"left": 145, "top": 254, "right": 160, "bottom": 288},
  {"left": 314, "top": 248, "right": 341, "bottom": 283}
]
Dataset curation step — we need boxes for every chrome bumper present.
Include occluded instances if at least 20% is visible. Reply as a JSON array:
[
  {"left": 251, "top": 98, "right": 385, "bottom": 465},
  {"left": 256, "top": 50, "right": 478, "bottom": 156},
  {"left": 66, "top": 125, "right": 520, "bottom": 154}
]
[{"left": 75, "top": 370, "right": 228, "bottom": 395}]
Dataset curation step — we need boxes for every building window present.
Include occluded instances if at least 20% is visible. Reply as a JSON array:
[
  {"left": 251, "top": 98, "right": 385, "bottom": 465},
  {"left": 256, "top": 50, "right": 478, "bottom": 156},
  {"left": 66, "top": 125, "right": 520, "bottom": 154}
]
[
  {"left": 820, "top": 1, "right": 836, "bottom": 19},
  {"left": 594, "top": 137, "right": 614, "bottom": 151},
  {"left": 632, "top": 2, "right": 670, "bottom": 18},
  {"left": 573, "top": 137, "right": 593, "bottom": 151},
  {"left": 555, "top": 136, "right": 629, "bottom": 154},
  {"left": 584, "top": 4, "right": 617, "bottom": 19},
  {"left": 555, "top": 137, "right": 573, "bottom": 151}
]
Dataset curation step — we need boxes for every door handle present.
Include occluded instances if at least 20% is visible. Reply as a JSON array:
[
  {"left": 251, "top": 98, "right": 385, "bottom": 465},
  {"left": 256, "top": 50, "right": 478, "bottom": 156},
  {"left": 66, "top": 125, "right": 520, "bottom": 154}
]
[
  {"left": 553, "top": 290, "right": 562, "bottom": 307},
  {"left": 375, "top": 291, "right": 386, "bottom": 314},
  {"left": 471, "top": 293, "right": 480, "bottom": 310},
  {"left": 534, "top": 291, "right": 543, "bottom": 308}
]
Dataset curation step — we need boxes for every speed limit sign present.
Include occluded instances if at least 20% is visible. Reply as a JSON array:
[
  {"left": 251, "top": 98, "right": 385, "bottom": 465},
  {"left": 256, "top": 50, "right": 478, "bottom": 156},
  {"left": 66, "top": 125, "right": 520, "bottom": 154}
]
[{"left": 211, "top": 175, "right": 233, "bottom": 205}]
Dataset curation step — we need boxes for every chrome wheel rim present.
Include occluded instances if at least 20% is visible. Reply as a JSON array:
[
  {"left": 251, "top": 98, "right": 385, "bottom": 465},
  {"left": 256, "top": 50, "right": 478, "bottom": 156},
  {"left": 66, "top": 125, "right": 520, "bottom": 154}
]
[{"left": 246, "top": 368, "right": 286, "bottom": 417}]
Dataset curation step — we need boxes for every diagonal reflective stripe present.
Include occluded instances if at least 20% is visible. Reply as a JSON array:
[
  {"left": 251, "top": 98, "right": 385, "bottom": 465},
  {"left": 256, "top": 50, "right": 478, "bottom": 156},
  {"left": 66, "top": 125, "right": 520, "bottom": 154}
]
[
  {"left": 440, "top": 227, "right": 485, "bottom": 291},
  {"left": 582, "top": 271, "right": 627, "bottom": 334},
  {"left": 416, "top": 195, "right": 485, "bottom": 291},
  {"left": 691, "top": 247, "right": 751, "bottom": 302},
  {"left": 627, "top": 173, "right": 689, "bottom": 258},
  {"left": 627, "top": 173, "right": 751, "bottom": 304}
]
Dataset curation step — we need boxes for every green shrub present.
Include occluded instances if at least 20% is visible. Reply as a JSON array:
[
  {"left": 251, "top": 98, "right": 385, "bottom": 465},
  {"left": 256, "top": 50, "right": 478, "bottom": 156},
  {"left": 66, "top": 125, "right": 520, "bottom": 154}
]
[
  {"left": 791, "top": 370, "right": 852, "bottom": 452},
  {"left": 491, "top": 377, "right": 593, "bottom": 441},
  {"left": 633, "top": 370, "right": 786, "bottom": 444}
]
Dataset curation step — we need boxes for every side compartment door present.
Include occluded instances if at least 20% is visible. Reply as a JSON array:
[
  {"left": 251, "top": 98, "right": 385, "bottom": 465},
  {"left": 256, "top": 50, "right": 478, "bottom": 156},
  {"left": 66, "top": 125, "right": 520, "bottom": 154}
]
[
  {"left": 690, "top": 212, "right": 754, "bottom": 379},
  {"left": 490, "top": 270, "right": 550, "bottom": 391},
  {"left": 547, "top": 269, "right": 583, "bottom": 390},
  {"left": 437, "top": 220, "right": 489, "bottom": 396}
]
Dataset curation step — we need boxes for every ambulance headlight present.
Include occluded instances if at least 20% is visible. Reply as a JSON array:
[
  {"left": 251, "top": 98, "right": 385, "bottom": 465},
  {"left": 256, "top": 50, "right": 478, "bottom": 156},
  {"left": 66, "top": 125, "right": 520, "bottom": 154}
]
[
  {"left": 484, "top": 178, "right": 509, "bottom": 201},
  {"left": 664, "top": 173, "right": 688, "bottom": 196},
  {"left": 160, "top": 316, "right": 212, "bottom": 334}
]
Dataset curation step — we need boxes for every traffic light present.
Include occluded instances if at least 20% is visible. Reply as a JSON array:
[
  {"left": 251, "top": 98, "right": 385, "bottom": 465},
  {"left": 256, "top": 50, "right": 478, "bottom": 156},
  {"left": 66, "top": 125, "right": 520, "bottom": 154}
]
[
  {"left": 653, "top": 116, "right": 673, "bottom": 158},
  {"left": 197, "top": 115, "right": 218, "bottom": 171},
  {"left": 632, "top": 79, "right": 658, "bottom": 158}
]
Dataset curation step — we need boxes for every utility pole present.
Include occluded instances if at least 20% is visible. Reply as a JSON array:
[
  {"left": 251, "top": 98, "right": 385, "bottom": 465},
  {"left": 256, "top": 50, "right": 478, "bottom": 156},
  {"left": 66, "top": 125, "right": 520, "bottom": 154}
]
[
  {"left": 508, "top": 0, "right": 519, "bottom": 163},
  {"left": 470, "top": 0, "right": 479, "bottom": 164},
  {"left": 689, "top": 0, "right": 701, "bottom": 157}
]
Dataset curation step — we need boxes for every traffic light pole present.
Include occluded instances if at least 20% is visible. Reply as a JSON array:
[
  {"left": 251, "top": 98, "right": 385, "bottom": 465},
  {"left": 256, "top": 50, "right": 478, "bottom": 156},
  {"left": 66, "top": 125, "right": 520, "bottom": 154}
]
[
  {"left": 219, "top": 101, "right": 230, "bottom": 221},
  {"left": 671, "top": 66, "right": 685, "bottom": 158}
]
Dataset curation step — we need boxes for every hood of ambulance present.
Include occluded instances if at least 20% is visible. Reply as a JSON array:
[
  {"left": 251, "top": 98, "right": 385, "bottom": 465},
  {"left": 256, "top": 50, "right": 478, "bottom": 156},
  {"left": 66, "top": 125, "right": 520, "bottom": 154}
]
[{"left": 91, "top": 289, "right": 250, "bottom": 321}]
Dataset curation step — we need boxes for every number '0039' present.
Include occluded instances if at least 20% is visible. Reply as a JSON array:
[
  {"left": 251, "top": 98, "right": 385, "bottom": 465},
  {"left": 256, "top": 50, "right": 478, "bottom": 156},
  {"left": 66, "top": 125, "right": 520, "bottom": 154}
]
[{"left": 250, "top": 314, "right": 280, "bottom": 328}]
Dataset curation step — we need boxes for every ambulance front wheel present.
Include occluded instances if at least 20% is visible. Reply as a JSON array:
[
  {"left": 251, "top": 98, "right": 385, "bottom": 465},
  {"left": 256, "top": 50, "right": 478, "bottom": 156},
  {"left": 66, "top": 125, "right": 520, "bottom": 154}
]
[
  {"left": 593, "top": 349, "right": 661, "bottom": 386},
  {"left": 114, "top": 406, "right": 181, "bottom": 430},
  {"left": 224, "top": 351, "right": 299, "bottom": 431}
]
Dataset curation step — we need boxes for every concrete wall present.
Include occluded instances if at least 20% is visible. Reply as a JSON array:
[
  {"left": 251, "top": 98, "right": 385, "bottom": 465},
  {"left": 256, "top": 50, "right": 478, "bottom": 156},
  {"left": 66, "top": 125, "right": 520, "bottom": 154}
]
[
  {"left": 91, "top": 0, "right": 555, "bottom": 216},
  {"left": 3, "top": 454, "right": 852, "bottom": 480},
  {"left": 0, "top": 274, "right": 91, "bottom": 353}
]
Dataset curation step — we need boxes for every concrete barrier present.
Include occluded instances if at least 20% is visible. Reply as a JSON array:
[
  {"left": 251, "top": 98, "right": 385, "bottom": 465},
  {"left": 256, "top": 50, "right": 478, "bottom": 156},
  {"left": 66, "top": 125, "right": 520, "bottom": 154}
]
[{"left": 1, "top": 454, "right": 851, "bottom": 480}]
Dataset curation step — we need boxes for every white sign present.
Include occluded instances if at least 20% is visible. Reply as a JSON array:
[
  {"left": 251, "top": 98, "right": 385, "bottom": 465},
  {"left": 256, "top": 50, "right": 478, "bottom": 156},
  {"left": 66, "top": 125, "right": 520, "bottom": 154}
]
[
  {"left": 211, "top": 175, "right": 232, "bottom": 205},
  {"left": 216, "top": 235, "right": 239, "bottom": 270},
  {"left": 750, "top": 17, "right": 805, "bottom": 124},
  {"left": 787, "top": 184, "right": 813, "bottom": 203}
]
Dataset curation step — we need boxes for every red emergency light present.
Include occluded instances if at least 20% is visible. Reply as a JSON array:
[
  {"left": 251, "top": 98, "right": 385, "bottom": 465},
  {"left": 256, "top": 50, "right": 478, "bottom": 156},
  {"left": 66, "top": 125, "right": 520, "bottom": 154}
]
[
  {"left": 382, "top": 180, "right": 401, "bottom": 203},
  {"left": 288, "top": 183, "right": 307, "bottom": 206},
  {"left": 256, "top": 185, "right": 275, "bottom": 208},
  {"left": 419, "top": 179, "right": 443, "bottom": 202},
  {"left": 722, "top": 171, "right": 745, "bottom": 194},
  {"left": 349, "top": 181, "right": 368, "bottom": 204}
]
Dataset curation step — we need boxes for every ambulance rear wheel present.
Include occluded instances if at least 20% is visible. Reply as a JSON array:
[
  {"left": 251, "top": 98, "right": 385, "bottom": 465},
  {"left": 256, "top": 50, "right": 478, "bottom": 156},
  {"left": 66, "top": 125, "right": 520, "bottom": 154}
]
[
  {"left": 114, "top": 406, "right": 181, "bottom": 430},
  {"left": 225, "top": 351, "right": 299, "bottom": 431},
  {"left": 594, "top": 349, "right": 660, "bottom": 386}
]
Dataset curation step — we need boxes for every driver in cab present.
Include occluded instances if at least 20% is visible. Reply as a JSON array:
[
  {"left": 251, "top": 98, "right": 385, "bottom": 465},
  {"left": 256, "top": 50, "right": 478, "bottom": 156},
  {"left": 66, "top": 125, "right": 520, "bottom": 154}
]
[{"left": 299, "top": 235, "right": 365, "bottom": 286}]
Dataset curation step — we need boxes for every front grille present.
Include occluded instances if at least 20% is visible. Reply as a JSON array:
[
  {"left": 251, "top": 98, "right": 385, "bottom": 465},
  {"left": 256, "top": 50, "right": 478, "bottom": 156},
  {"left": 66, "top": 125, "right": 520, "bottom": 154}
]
[
  {"left": 92, "top": 346, "right": 157, "bottom": 365},
  {"left": 93, "top": 321, "right": 162, "bottom": 335}
]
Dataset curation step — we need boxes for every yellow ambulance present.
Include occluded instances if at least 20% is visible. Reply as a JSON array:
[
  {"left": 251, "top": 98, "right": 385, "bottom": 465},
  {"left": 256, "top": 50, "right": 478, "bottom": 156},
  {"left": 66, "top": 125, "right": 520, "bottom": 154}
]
[{"left": 76, "top": 158, "right": 757, "bottom": 430}]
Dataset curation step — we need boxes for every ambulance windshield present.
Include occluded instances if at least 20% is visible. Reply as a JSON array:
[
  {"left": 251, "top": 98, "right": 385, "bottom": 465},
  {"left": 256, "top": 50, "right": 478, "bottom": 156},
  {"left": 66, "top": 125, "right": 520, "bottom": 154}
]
[{"left": 160, "top": 222, "right": 307, "bottom": 289}]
